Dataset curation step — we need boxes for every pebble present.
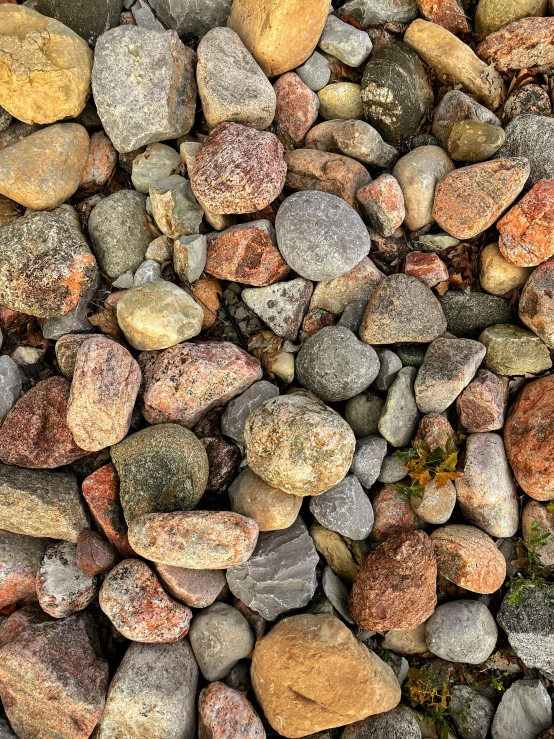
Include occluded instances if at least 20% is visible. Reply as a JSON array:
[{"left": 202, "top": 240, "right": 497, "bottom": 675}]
[
  {"left": 373, "top": 349, "right": 402, "bottom": 391},
  {"left": 317, "top": 82, "right": 364, "bottom": 120},
  {"left": 449, "top": 685, "right": 495, "bottom": 739},
  {"left": 192, "top": 276, "right": 223, "bottom": 330},
  {"left": 150, "top": 175, "right": 204, "bottom": 238},
  {"left": 413, "top": 413, "right": 456, "bottom": 451},
  {"left": 491, "top": 679, "right": 552, "bottom": 739},
  {"left": 221, "top": 381, "right": 279, "bottom": 446},
  {"left": 480, "top": 242, "right": 532, "bottom": 295},
  {"left": 456, "top": 369, "right": 509, "bottom": 432},
  {"left": 392, "top": 146, "right": 455, "bottom": 232},
  {"left": 95, "top": 640, "right": 198, "bottom": 739},
  {"left": 0, "top": 530, "right": 47, "bottom": 608},
  {"left": 251, "top": 614, "right": 401, "bottom": 738},
  {"left": 426, "top": 600, "right": 498, "bottom": 664},
  {"left": 356, "top": 175, "right": 405, "bottom": 237},
  {"left": 156, "top": 564, "right": 226, "bottom": 608},
  {"left": 274, "top": 72, "right": 319, "bottom": 143},
  {"left": 203, "top": 437, "right": 241, "bottom": 496},
  {"left": 88, "top": 190, "right": 151, "bottom": 278},
  {"left": 310, "top": 474, "right": 374, "bottom": 540},
  {"left": 227, "top": 516, "right": 318, "bottom": 620},
  {"left": 310, "top": 257, "right": 382, "bottom": 316},
  {"left": 310, "top": 520, "right": 367, "bottom": 582},
  {"left": 229, "top": 467, "right": 302, "bottom": 532},
  {"left": 360, "top": 274, "right": 447, "bottom": 345},
  {"left": 313, "top": 120, "right": 398, "bottom": 169},
  {"left": 417, "top": 232, "right": 460, "bottom": 252},
  {"left": 414, "top": 337, "right": 486, "bottom": 414},
  {"left": 371, "top": 485, "right": 424, "bottom": 541},
  {"left": 198, "top": 681, "right": 265, "bottom": 739},
  {"left": 350, "top": 435, "right": 388, "bottom": 489},
  {"left": 296, "top": 51, "right": 331, "bottom": 92},
  {"left": 432, "top": 89, "right": 501, "bottom": 145},
  {"left": 411, "top": 478, "right": 456, "bottom": 525},
  {"left": 100, "top": 558, "right": 192, "bottom": 642},
  {"left": 339, "top": 0, "right": 418, "bottom": 25},
  {"left": 504, "top": 375, "right": 554, "bottom": 501},
  {"left": 497, "top": 114, "right": 554, "bottom": 186},
  {"left": 522, "top": 500, "right": 554, "bottom": 566},
  {"left": 498, "top": 178, "right": 554, "bottom": 267},
  {"left": 155, "top": 0, "right": 232, "bottom": 36},
  {"left": 504, "top": 84, "right": 552, "bottom": 119},
  {"left": 35, "top": 0, "right": 123, "bottom": 46},
  {"left": 363, "top": 41, "right": 433, "bottom": 147},
  {"left": 349, "top": 530, "right": 437, "bottom": 631},
  {"left": 36, "top": 541, "right": 98, "bottom": 619},
  {"left": 430, "top": 524, "right": 506, "bottom": 593},
  {"left": 404, "top": 252, "right": 449, "bottom": 288},
  {"left": 477, "top": 17, "right": 554, "bottom": 72},
  {"left": 445, "top": 121, "right": 505, "bottom": 163},
  {"left": 417, "top": 0, "right": 469, "bottom": 33},
  {"left": 0, "top": 5, "right": 93, "bottom": 124},
  {"left": 242, "top": 278, "right": 313, "bottom": 341},
  {"left": 0, "top": 607, "right": 108, "bottom": 739},
  {"left": 131, "top": 143, "right": 181, "bottom": 193},
  {"left": 345, "top": 390, "right": 384, "bottom": 438},
  {"left": 476, "top": 0, "right": 547, "bottom": 36},
  {"left": 133, "top": 258, "right": 162, "bottom": 286},
  {"left": 0, "top": 376, "right": 86, "bottom": 468},
  {"left": 378, "top": 366, "right": 420, "bottom": 447},
  {"left": 79, "top": 131, "right": 117, "bottom": 194},
  {"left": 318, "top": 15, "right": 372, "bottom": 68},
  {"left": 378, "top": 454, "right": 410, "bottom": 484},
  {"left": 341, "top": 707, "right": 423, "bottom": 739},
  {"left": 381, "top": 623, "right": 428, "bottom": 655},
  {"left": 480, "top": 323, "right": 552, "bottom": 375},
  {"left": 139, "top": 341, "right": 262, "bottom": 427},
  {"left": 76, "top": 530, "right": 119, "bottom": 576},
  {"left": 440, "top": 291, "right": 511, "bottom": 338},
  {"left": 197, "top": 27, "right": 276, "bottom": 131},
  {"left": 191, "top": 122, "right": 286, "bottom": 215},
  {"left": 92, "top": 26, "right": 196, "bottom": 152},
  {"left": 82, "top": 463, "right": 134, "bottom": 557}
]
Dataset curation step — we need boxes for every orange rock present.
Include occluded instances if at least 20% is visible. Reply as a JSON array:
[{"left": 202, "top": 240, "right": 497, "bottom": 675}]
[
  {"left": 356, "top": 175, "right": 405, "bottom": 237},
  {"left": 404, "top": 251, "right": 449, "bottom": 288},
  {"left": 191, "top": 277, "right": 223, "bottom": 329},
  {"left": 79, "top": 131, "right": 117, "bottom": 194},
  {"left": 498, "top": 179, "right": 554, "bottom": 267},
  {"left": 477, "top": 17, "right": 554, "bottom": 72},
  {"left": 370, "top": 486, "right": 425, "bottom": 542},
  {"left": 274, "top": 72, "right": 319, "bottom": 144},
  {"left": 417, "top": 0, "right": 470, "bottom": 34},
  {"left": 412, "top": 413, "right": 456, "bottom": 451}
]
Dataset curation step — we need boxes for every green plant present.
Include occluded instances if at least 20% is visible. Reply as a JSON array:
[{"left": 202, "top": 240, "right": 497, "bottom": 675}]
[
  {"left": 393, "top": 439, "right": 462, "bottom": 499},
  {"left": 508, "top": 521, "right": 553, "bottom": 606},
  {"left": 404, "top": 665, "right": 453, "bottom": 739}
]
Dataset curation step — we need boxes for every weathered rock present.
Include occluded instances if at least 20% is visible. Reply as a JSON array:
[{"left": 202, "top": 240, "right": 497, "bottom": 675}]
[
  {"left": 417, "top": 0, "right": 469, "bottom": 33},
  {"left": 378, "top": 454, "right": 410, "bottom": 484},
  {"left": 309, "top": 258, "right": 382, "bottom": 316},
  {"left": 341, "top": 708, "right": 423, "bottom": 739},
  {"left": 411, "top": 478, "right": 456, "bottom": 525},
  {"left": 156, "top": 564, "right": 226, "bottom": 608},
  {"left": 139, "top": 341, "right": 262, "bottom": 427},
  {"left": 296, "top": 51, "right": 331, "bottom": 92},
  {"left": 478, "top": 17, "right": 554, "bottom": 72},
  {"left": 427, "top": 600, "right": 497, "bottom": 664},
  {"left": 522, "top": 500, "right": 554, "bottom": 566},
  {"left": 456, "top": 369, "right": 509, "bottom": 432},
  {"left": 242, "top": 279, "right": 313, "bottom": 341},
  {"left": 0, "top": 5, "right": 93, "bottom": 124},
  {"left": 476, "top": 0, "right": 547, "bottom": 37},
  {"left": 274, "top": 72, "right": 319, "bottom": 144},
  {"left": 192, "top": 277, "right": 223, "bottom": 330},
  {"left": 404, "top": 252, "right": 449, "bottom": 288},
  {"left": 244, "top": 394, "right": 355, "bottom": 497},
  {"left": 0, "top": 607, "right": 108, "bottom": 739},
  {"left": 92, "top": 25, "right": 196, "bottom": 152},
  {"left": 35, "top": 0, "right": 123, "bottom": 46},
  {"left": 229, "top": 467, "right": 301, "bottom": 532},
  {"left": 497, "top": 115, "right": 554, "bottom": 186},
  {"left": 198, "top": 681, "right": 265, "bottom": 739},
  {"left": 310, "top": 520, "right": 367, "bottom": 582},
  {"left": 191, "top": 122, "right": 286, "bottom": 215},
  {"left": 378, "top": 367, "right": 420, "bottom": 448},
  {"left": 82, "top": 463, "right": 133, "bottom": 557},
  {"left": 493, "top": 679, "right": 552, "bottom": 739},
  {"left": 134, "top": 258, "right": 163, "bottom": 286},
  {"left": 349, "top": 530, "right": 437, "bottom": 631},
  {"left": 42, "top": 269, "right": 98, "bottom": 341},
  {"left": 356, "top": 175, "right": 405, "bottom": 237},
  {"left": 197, "top": 27, "right": 276, "bottom": 130},
  {"left": 440, "top": 290, "right": 511, "bottom": 338},
  {"left": 0, "top": 531, "right": 47, "bottom": 608},
  {"left": 339, "top": 0, "right": 418, "bottom": 25},
  {"left": 449, "top": 685, "right": 495, "bottom": 739},
  {"left": 131, "top": 144, "right": 180, "bottom": 194},
  {"left": 36, "top": 541, "right": 98, "bottom": 619},
  {"left": 430, "top": 524, "right": 506, "bottom": 593},
  {"left": 150, "top": 175, "right": 204, "bottom": 239},
  {"left": 381, "top": 623, "right": 428, "bottom": 655},
  {"left": 413, "top": 413, "right": 456, "bottom": 451},
  {"left": 505, "top": 84, "right": 552, "bottom": 120},
  {"left": 317, "top": 82, "right": 363, "bottom": 121},
  {"left": 480, "top": 242, "right": 532, "bottom": 296},
  {"left": 251, "top": 614, "right": 401, "bottom": 738},
  {"left": 155, "top": 0, "right": 233, "bottom": 36},
  {"left": 345, "top": 390, "right": 384, "bottom": 439},
  {"left": 221, "top": 381, "right": 279, "bottom": 446},
  {"left": 371, "top": 485, "right": 424, "bottom": 541},
  {"left": 227, "top": 0, "right": 330, "bottom": 77},
  {"left": 318, "top": 15, "right": 372, "bottom": 68},
  {"left": 431, "top": 89, "right": 501, "bottom": 145},
  {"left": 350, "top": 436, "right": 387, "bottom": 489},
  {"left": 480, "top": 323, "right": 552, "bottom": 375},
  {"left": 307, "top": 120, "right": 397, "bottom": 169},
  {"left": 498, "top": 178, "right": 554, "bottom": 267},
  {"left": 519, "top": 259, "right": 554, "bottom": 348},
  {"left": 95, "top": 640, "right": 198, "bottom": 739},
  {"left": 79, "top": 130, "right": 117, "bottom": 194},
  {"left": 445, "top": 120, "right": 505, "bottom": 163},
  {"left": 227, "top": 517, "right": 318, "bottom": 620},
  {"left": 76, "top": 530, "right": 119, "bottom": 576}
]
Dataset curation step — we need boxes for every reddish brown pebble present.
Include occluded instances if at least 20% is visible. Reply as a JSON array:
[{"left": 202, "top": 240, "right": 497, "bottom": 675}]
[
  {"left": 349, "top": 530, "right": 437, "bottom": 631},
  {"left": 498, "top": 179, "right": 554, "bottom": 267},
  {"left": 274, "top": 72, "right": 319, "bottom": 144},
  {"left": 0, "top": 306, "right": 20, "bottom": 328},
  {"left": 456, "top": 369, "right": 509, "bottom": 432},
  {"left": 191, "top": 122, "right": 286, "bottom": 214},
  {"left": 432, "top": 158, "right": 530, "bottom": 239},
  {"left": 505, "top": 374, "right": 554, "bottom": 500},
  {"left": 199, "top": 681, "right": 265, "bottom": 739},
  {"left": 76, "top": 530, "right": 119, "bottom": 576},
  {"left": 139, "top": 341, "right": 262, "bottom": 428},
  {"left": 519, "top": 259, "right": 554, "bottom": 347},
  {"left": 81, "top": 463, "right": 134, "bottom": 557},
  {"left": 67, "top": 335, "right": 142, "bottom": 452},
  {"left": 412, "top": 413, "right": 456, "bottom": 451},
  {"left": 156, "top": 564, "right": 226, "bottom": 607},
  {"left": 404, "top": 251, "right": 449, "bottom": 288},
  {"left": 0, "top": 376, "right": 87, "bottom": 468},
  {"left": 99, "top": 558, "right": 192, "bottom": 642},
  {"left": 79, "top": 131, "right": 117, "bottom": 194},
  {"left": 430, "top": 524, "right": 506, "bottom": 593},
  {"left": 477, "top": 17, "right": 554, "bottom": 72},
  {"left": 202, "top": 436, "right": 241, "bottom": 495},
  {"left": 417, "top": 0, "right": 470, "bottom": 34},
  {"left": 206, "top": 225, "right": 290, "bottom": 286},
  {"left": 284, "top": 148, "right": 371, "bottom": 209},
  {"left": 300, "top": 307, "right": 336, "bottom": 341},
  {"left": 356, "top": 174, "right": 405, "bottom": 237},
  {"left": 370, "top": 485, "right": 425, "bottom": 542}
]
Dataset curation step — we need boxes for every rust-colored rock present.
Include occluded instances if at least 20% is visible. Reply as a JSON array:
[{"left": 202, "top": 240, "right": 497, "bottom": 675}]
[
  {"left": 356, "top": 175, "right": 405, "bottom": 238},
  {"left": 191, "top": 122, "right": 286, "bottom": 215},
  {"left": 498, "top": 179, "right": 554, "bottom": 267},
  {"left": 198, "top": 681, "right": 265, "bottom": 739},
  {"left": 417, "top": 0, "right": 470, "bottom": 34},
  {"left": 206, "top": 225, "right": 290, "bottom": 286},
  {"left": 156, "top": 564, "right": 226, "bottom": 608},
  {"left": 505, "top": 374, "right": 554, "bottom": 500},
  {"left": 404, "top": 251, "right": 449, "bottom": 288},
  {"left": 192, "top": 277, "right": 223, "bottom": 330},
  {"left": 139, "top": 341, "right": 262, "bottom": 428},
  {"left": 430, "top": 524, "right": 506, "bottom": 593},
  {"left": 412, "top": 413, "right": 456, "bottom": 451},
  {"left": 274, "top": 72, "right": 319, "bottom": 144},
  {"left": 433, "top": 158, "right": 530, "bottom": 239},
  {"left": 370, "top": 486, "right": 425, "bottom": 542},
  {"left": 349, "top": 530, "right": 437, "bottom": 632},
  {"left": 76, "top": 531, "right": 119, "bottom": 576},
  {"left": 284, "top": 149, "right": 371, "bottom": 209},
  {"left": 477, "top": 17, "right": 554, "bottom": 72},
  {"left": 0, "top": 376, "right": 86, "bottom": 469},
  {"left": 99, "top": 558, "right": 192, "bottom": 642},
  {"left": 519, "top": 259, "right": 554, "bottom": 347},
  {"left": 79, "top": 131, "right": 117, "bottom": 194},
  {"left": 0, "top": 531, "right": 48, "bottom": 609},
  {"left": 456, "top": 369, "right": 509, "bottom": 433}
]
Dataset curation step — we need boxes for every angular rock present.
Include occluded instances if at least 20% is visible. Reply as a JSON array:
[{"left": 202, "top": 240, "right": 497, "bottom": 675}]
[
  {"left": 198, "top": 681, "right": 265, "bottom": 739},
  {"left": 190, "top": 602, "right": 253, "bottom": 680},
  {"left": 404, "top": 252, "right": 449, "bottom": 288},
  {"left": 427, "top": 600, "right": 497, "bottom": 664},
  {"left": 150, "top": 175, "right": 204, "bottom": 239},
  {"left": 440, "top": 291, "right": 511, "bottom": 338},
  {"left": 131, "top": 143, "right": 181, "bottom": 194},
  {"left": 411, "top": 478, "right": 456, "bottom": 525},
  {"left": 37, "top": 541, "right": 98, "bottom": 619},
  {"left": 134, "top": 258, "right": 163, "bottom": 286},
  {"left": 480, "top": 323, "right": 552, "bottom": 375},
  {"left": 417, "top": 0, "right": 469, "bottom": 33},
  {"left": 242, "top": 278, "right": 313, "bottom": 341},
  {"left": 480, "top": 242, "right": 532, "bottom": 296},
  {"left": 519, "top": 259, "right": 554, "bottom": 348},
  {"left": 317, "top": 82, "right": 363, "bottom": 121},
  {"left": 310, "top": 520, "right": 367, "bottom": 582},
  {"left": 449, "top": 685, "right": 495, "bottom": 739},
  {"left": 310, "top": 474, "right": 374, "bottom": 540},
  {"left": 492, "top": 679, "right": 552, "bottom": 739},
  {"left": 431, "top": 89, "right": 501, "bottom": 145},
  {"left": 313, "top": 120, "right": 397, "bottom": 170},
  {"left": 318, "top": 15, "right": 372, "bottom": 68},
  {"left": 456, "top": 369, "right": 509, "bottom": 432},
  {"left": 221, "top": 381, "right": 279, "bottom": 446},
  {"left": 477, "top": 17, "right": 554, "bottom": 72},
  {"left": 371, "top": 485, "right": 424, "bottom": 541},
  {"left": 356, "top": 175, "right": 405, "bottom": 237},
  {"left": 296, "top": 51, "right": 331, "bottom": 92},
  {"left": 229, "top": 467, "right": 301, "bottom": 532},
  {"left": 498, "top": 178, "right": 554, "bottom": 267},
  {"left": 0, "top": 531, "right": 47, "bottom": 609},
  {"left": 350, "top": 436, "right": 387, "bottom": 489},
  {"left": 76, "top": 530, "right": 119, "bottom": 576},
  {"left": 82, "top": 463, "right": 133, "bottom": 557},
  {"left": 274, "top": 72, "right": 319, "bottom": 143},
  {"left": 378, "top": 367, "right": 420, "bottom": 447},
  {"left": 42, "top": 271, "right": 98, "bottom": 341},
  {"left": 345, "top": 390, "right": 384, "bottom": 439},
  {"left": 156, "top": 564, "right": 226, "bottom": 608},
  {"left": 497, "top": 114, "right": 554, "bottom": 186},
  {"left": 309, "top": 257, "right": 382, "bottom": 316},
  {"left": 156, "top": 0, "right": 233, "bottom": 36}
]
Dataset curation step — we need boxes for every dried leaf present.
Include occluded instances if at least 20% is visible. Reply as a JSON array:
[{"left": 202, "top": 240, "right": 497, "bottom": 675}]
[
  {"left": 436, "top": 280, "right": 450, "bottom": 296},
  {"left": 434, "top": 470, "right": 462, "bottom": 488},
  {"left": 88, "top": 308, "right": 124, "bottom": 342}
]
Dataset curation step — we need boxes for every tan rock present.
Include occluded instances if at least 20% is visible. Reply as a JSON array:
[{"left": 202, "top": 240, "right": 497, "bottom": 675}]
[
  {"left": 310, "top": 520, "right": 366, "bottom": 582},
  {"left": 227, "top": 0, "right": 331, "bottom": 78},
  {"left": 411, "top": 479, "right": 456, "bottom": 525},
  {"left": 475, "top": 0, "right": 547, "bottom": 37},
  {"left": 251, "top": 614, "right": 401, "bottom": 738},
  {"left": 310, "top": 257, "right": 383, "bottom": 315},
  {"left": 191, "top": 277, "right": 223, "bottom": 330},
  {"left": 480, "top": 242, "right": 531, "bottom": 296},
  {"left": 229, "top": 467, "right": 301, "bottom": 532},
  {"left": 317, "top": 83, "right": 364, "bottom": 121},
  {"left": 0, "top": 5, "right": 93, "bottom": 124},
  {"left": 382, "top": 623, "right": 429, "bottom": 655},
  {"left": 155, "top": 564, "right": 226, "bottom": 608}
]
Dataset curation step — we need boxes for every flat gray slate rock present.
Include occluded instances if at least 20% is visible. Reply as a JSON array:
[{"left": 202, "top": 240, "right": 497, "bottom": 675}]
[
  {"left": 221, "top": 381, "right": 279, "bottom": 446},
  {"left": 155, "top": 0, "right": 233, "bottom": 36},
  {"left": 310, "top": 474, "right": 374, "bottom": 540}
]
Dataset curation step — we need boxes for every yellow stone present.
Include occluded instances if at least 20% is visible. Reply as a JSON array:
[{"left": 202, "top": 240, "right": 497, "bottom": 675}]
[
  {"left": 0, "top": 5, "right": 93, "bottom": 124},
  {"left": 317, "top": 82, "right": 364, "bottom": 120},
  {"left": 480, "top": 242, "right": 532, "bottom": 296},
  {"left": 227, "top": 0, "right": 331, "bottom": 78}
]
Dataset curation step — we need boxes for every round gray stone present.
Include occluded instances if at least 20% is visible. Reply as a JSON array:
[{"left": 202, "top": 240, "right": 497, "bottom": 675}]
[
  {"left": 374, "top": 349, "right": 402, "bottom": 391},
  {"left": 497, "top": 114, "right": 554, "bottom": 186},
  {"left": 296, "top": 51, "right": 331, "bottom": 92},
  {"left": 378, "top": 366, "right": 420, "bottom": 447},
  {"left": 309, "top": 474, "right": 374, "bottom": 540},
  {"left": 345, "top": 390, "right": 384, "bottom": 438},
  {"left": 426, "top": 600, "right": 498, "bottom": 664},
  {"left": 378, "top": 455, "right": 408, "bottom": 484},
  {"left": 449, "top": 685, "right": 495, "bottom": 739},
  {"left": 350, "top": 435, "right": 388, "bottom": 489},
  {"left": 318, "top": 15, "right": 372, "bottom": 68}
]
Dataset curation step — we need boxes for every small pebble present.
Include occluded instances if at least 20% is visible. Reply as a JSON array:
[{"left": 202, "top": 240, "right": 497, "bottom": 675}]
[{"left": 76, "top": 530, "right": 119, "bottom": 576}]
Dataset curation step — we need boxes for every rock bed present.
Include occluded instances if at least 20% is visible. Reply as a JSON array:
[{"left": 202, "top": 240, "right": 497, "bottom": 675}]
[{"left": 1, "top": 0, "right": 554, "bottom": 737}]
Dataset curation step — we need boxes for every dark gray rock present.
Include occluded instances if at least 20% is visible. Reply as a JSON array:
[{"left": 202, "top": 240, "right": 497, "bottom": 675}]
[
  {"left": 242, "top": 278, "right": 313, "bottom": 341},
  {"left": 378, "top": 367, "right": 420, "bottom": 447},
  {"left": 0, "top": 107, "right": 12, "bottom": 134},
  {"left": 497, "top": 114, "right": 554, "bottom": 186},
  {"left": 395, "top": 344, "right": 426, "bottom": 368},
  {"left": 491, "top": 679, "right": 552, "bottom": 739},
  {"left": 226, "top": 517, "right": 319, "bottom": 620},
  {"left": 35, "top": 0, "right": 123, "bottom": 46},
  {"left": 296, "top": 52, "right": 331, "bottom": 92},
  {"left": 132, "top": 0, "right": 165, "bottom": 31},
  {"left": 350, "top": 435, "right": 388, "bottom": 489},
  {"left": 345, "top": 390, "right": 384, "bottom": 438},
  {"left": 275, "top": 191, "right": 371, "bottom": 281},
  {"left": 318, "top": 15, "right": 372, "bottom": 68},
  {"left": 341, "top": 707, "right": 422, "bottom": 738},
  {"left": 374, "top": 349, "right": 402, "bottom": 391},
  {"left": 221, "top": 381, "right": 279, "bottom": 446},
  {"left": 338, "top": 300, "right": 368, "bottom": 333},
  {"left": 155, "top": 0, "right": 233, "bottom": 36},
  {"left": 449, "top": 685, "right": 495, "bottom": 739},
  {"left": 296, "top": 326, "right": 380, "bottom": 402},
  {"left": 440, "top": 291, "right": 511, "bottom": 338},
  {"left": 426, "top": 600, "right": 498, "bottom": 664},
  {"left": 339, "top": 0, "right": 418, "bottom": 26},
  {"left": 309, "top": 474, "right": 374, "bottom": 539},
  {"left": 432, "top": 89, "right": 501, "bottom": 145}
]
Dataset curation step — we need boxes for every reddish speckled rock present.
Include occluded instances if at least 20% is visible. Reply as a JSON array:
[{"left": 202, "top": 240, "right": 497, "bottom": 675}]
[
  {"left": 0, "top": 376, "right": 86, "bottom": 469},
  {"left": 477, "top": 17, "right": 554, "bottom": 72},
  {"left": 432, "top": 158, "right": 530, "bottom": 239},
  {"left": 456, "top": 369, "right": 509, "bottom": 432},
  {"left": 99, "top": 558, "right": 192, "bottom": 642},
  {"left": 139, "top": 342, "right": 262, "bottom": 428},
  {"left": 505, "top": 375, "right": 554, "bottom": 500},
  {"left": 349, "top": 530, "right": 437, "bottom": 631},
  {"left": 404, "top": 251, "right": 449, "bottom": 288},
  {"left": 274, "top": 72, "right": 319, "bottom": 144},
  {"left": 412, "top": 413, "right": 456, "bottom": 451},
  {"left": 430, "top": 524, "right": 506, "bottom": 593},
  {"left": 199, "top": 681, "right": 265, "bottom": 739},
  {"left": 79, "top": 131, "right": 117, "bottom": 194},
  {"left": 191, "top": 122, "right": 286, "bottom": 214},
  {"left": 156, "top": 564, "right": 226, "bottom": 607},
  {"left": 0, "top": 606, "right": 109, "bottom": 739},
  {"left": 82, "top": 463, "right": 134, "bottom": 558},
  {"left": 370, "top": 485, "right": 425, "bottom": 542},
  {"left": 356, "top": 174, "right": 405, "bottom": 237},
  {"left": 519, "top": 259, "right": 554, "bottom": 347},
  {"left": 498, "top": 179, "right": 554, "bottom": 267},
  {"left": 76, "top": 531, "right": 119, "bottom": 576},
  {"left": 417, "top": 0, "right": 470, "bottom": 34},
  {"left": 0, "top": 531, "right": 48, "bottom": 609},
  {"left": 67, "top": 336, "right": 141, "bottom": 452}
]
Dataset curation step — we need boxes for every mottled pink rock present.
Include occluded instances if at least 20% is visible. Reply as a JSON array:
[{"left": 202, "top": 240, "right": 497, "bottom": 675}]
[
  {"left": 498, "top": 179, "right": 554, "bottom": 267},
  {"left": 139, "top": 342, "right": 262, "bottom": 428},
  {"left": 36, "top": 541, "right": 98, "bottom": 619},
  {"left": 76, "top": 530, "right": 119, "bottom": 576},
  {"left": 404, "top": 251, "right": 449, "bottom": 288},
  {"left": 79, "top": 131, "right": 117, "bottom": 194},
  {"left": 274, "top": 72, "right": 319, "bottom": 144},
  {"left": 417, "top": 0, "right": 470, "bottom": 34},
  {"left": 199, "top": 681, "right": 266, "bottom": 739},
  {"left": 519, "top": 259, "right": 554, "bottom": 348},
  {"left": 356, "top": 174, "right": 405, "bottom": 237},
  {"left": 156, "top": 564, "right": 226, "bottom": 607},
  {"left": 67, "top": 335, "right": 141, "bottom": 452},
  {"left": 0, "top": 530, "right": 48, "bottom": 608},
  {"left": 412, "top": 413, "right": 456, "bottom": 451},
  {"left": 370, "top": 485, "right": 425, "bottom": 542},
  {"left": 477, "top": 17, "right": 554, "bottom": 72},
  {"left": 456, "top": 369, "right": 509, "bottom": 432}
]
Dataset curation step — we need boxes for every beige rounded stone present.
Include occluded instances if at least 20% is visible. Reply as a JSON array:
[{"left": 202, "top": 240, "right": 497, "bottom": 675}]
[
  {"left": 310, "top": 257, "right": 383, "bottom": 315},
  {"left": 228, "top": 467, "right": 301, "bottom": 532},
  {"left": 480, "top": 243, "right": 532, "bottom": 296},
  {"left": 411, "top": 479, "right": 456, "bottom": 525},
  {"left": 317, "top": 83, "right": 364, "bottom": 121},
  {"left": 382, "top": 623, "right": 428, "bottom": 655},
  {"left": 251, "top": 614, "right": 401, "bottom": 739}
]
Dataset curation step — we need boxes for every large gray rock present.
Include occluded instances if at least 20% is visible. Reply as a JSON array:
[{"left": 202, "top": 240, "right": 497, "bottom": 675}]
[
  {"left": 88, "top": 190, "right": 152, "bottom": 278},
  {"left": 95, "top": 640, "right": 198, "bottom": 739},
  {"left": 221, "top": 381, "right": 279, "bottom": 446},
  {"left": 318, "top": 15, "right": 372, "bottom": 68},
  {"left": 275, "top": 191, "right": 371, "bottom": 281},
  {"left": 309, "top": 474, "right": 374, "bottom": 540},
  {"left": 339, "top": 0, "right": 418, "bottom": 26},
  {"left": 296, "top": 326, "right": 380, "bottom": 402},
  {"left": 226, "top": 517, "right": 319, "bottom": 620},
  {"left": 491, "top": 679, "right": 552, "bottom": 739},
  {"left": 440, "top": 291, "right": 511, "bottom": 338},
  {"left": 155, "top": 0, "right": 233, "bottom": 36},
  {"left": 497, "top": 114, "right": 554, "bottom": 186},
  {"left": 92, "top": 26, "right": 197, "bottom": 153},
  {"left": 449, "top": 685, "right": 495, "bottom": 739},
  {"left": 242, "top": 278, "right": 313, "bottom": 341},
  {"left": 378, "top": 367, "right": 420, "bottom": 447},
  {"left": 350, "top": 436, "right": 388, "bottom": 489},
  {"left": 35, "top": 0, "right": 123, "bottom": 46},
  {"left": 0, "top": 531, "right": 48, "bottom": 609},
  {"left": 341, "top": 707, "right": 422, "bottom": 738},
  {"left": 426, "top": 600, "right": 498, "bottom": 664}
]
